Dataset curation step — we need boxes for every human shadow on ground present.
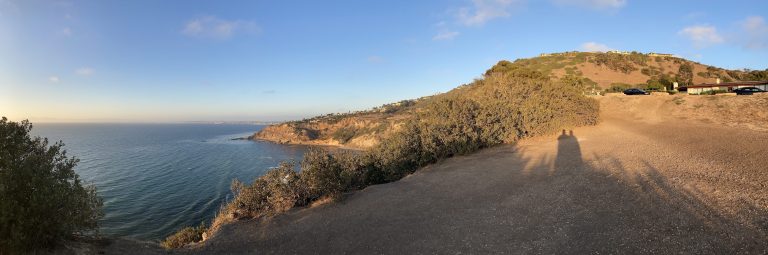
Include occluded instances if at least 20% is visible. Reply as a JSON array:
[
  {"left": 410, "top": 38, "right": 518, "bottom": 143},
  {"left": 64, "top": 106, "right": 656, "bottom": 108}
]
[{"left": 195, "top": 130, "right": 768, "bottom": 254}]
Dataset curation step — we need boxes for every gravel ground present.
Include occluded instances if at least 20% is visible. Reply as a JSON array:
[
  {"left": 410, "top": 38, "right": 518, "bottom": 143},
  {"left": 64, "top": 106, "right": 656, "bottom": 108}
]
[{"left": 177, "top": 95, "right": 768, "bottom": 254}]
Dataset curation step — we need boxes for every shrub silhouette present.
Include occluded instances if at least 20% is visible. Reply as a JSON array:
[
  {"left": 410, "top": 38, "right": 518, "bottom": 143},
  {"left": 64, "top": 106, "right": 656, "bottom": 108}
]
[
  {"left": 227, "top": 162, "right": 302, "bottom": 220},
  {"left": 161, "top": 224, "right": 206, "bottom": 249},
  {"left": 0, "top": 117, "right": 103, "bottom": 253},
  {"left": 300, "top": 149, "right": 345, "bottom": 200}
]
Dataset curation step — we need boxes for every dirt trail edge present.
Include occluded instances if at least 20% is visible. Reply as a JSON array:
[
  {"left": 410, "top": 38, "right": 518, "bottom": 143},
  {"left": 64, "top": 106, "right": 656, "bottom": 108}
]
[{"left": 189, "top": 95, "right": 768, "bottom": 254}]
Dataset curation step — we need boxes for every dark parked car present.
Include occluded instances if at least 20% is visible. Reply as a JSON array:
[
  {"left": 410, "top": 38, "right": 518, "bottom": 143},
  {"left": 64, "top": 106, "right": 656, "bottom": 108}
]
[
  {"left": 623, "top": 88, "right": 649, "bottom": 95},
  {"left": 733, "top": 87, "right": 766, "bottom": 95}
]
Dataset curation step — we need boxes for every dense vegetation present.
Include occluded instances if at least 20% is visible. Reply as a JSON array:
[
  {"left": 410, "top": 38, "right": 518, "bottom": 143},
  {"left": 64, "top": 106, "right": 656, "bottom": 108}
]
[
  {"left": 0, "top": 117, "right": 103, "bottom": 253},
  {"left": 164, "top": 63, "right": 600, "bottom": 248},
  {"left": 161, "top": 224, "right": 207, "bottom": 249}
]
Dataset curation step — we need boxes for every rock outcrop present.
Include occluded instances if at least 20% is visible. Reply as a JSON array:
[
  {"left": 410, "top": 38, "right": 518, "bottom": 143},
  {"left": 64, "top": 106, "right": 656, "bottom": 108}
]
[{"left": 251, "top": 113, "right": 408, "bottom": 149}]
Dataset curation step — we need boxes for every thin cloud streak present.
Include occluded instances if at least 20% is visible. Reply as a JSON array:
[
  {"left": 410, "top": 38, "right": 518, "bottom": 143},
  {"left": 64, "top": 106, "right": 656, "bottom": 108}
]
[
  {"left": 75, "top": 67, "right": 94, "bottom": 76},
  {"left": 457, "top": 0, "right": 522, "bottom": 26},
  {"left": 679, "top": 25, "right": 723, "bottom": 49},
  {"left": 580, "top": 42, "right": 614, "bottom": 52},
  {"left": 182, "top": 16, "right": 259, "bottom": 39},
  {"left": 433, "top": 31, "right": 460, "bottom": 41}
]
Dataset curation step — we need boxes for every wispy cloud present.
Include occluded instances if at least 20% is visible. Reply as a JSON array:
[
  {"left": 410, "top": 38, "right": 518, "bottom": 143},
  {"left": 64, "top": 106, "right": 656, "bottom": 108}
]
[
  {"left": 367, "top": 55, "right": 384, "bottom": 63},
  {"left": 580, "top": 42, "right": 614, "bottom": 52},
  {"left": 48, "top": 76, "right": 60, "bottom": 83},
  {"left": 457, "top": 0, "right": 522, "bottom": 26},
  {"left": 433, "top": 30, "right": 460, "bottom": 41},
  {"left": 182, "top": 16, "right": 259, "bottom": 40},
  {"left": 740, "top": 16, "right": 768, "bottom": 49},
  {"left": 75, "top": 67, "right": 94, "bottom": 76},
  {"left": 683, "top": 11, "right": 706, "bottom": 20},
  {"left": 552, "top": 0, "right": 627, "bottom": 10},
  {"left": 58, "top": 27, "right": 72, "bottom": 37},
  {"left": 678, "top": 25, "right": 723, "bottom": 48}
]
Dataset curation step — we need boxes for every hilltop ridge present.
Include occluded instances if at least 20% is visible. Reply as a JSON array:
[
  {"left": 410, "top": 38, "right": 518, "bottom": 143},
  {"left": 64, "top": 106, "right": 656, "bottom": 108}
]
[{"left": 251, "top": 51, "right": 768, "bottom": 149}]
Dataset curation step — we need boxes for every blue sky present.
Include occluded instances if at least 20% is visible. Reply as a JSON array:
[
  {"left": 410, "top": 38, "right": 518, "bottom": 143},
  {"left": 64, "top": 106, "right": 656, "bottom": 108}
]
[{"left": 1, "top": 0, "right": 767, "bottom": 122}]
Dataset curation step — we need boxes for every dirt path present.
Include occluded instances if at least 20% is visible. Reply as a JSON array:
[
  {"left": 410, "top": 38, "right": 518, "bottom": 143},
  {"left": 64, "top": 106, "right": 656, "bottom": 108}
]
[{"left": 188, "top": 95, "right": 768, "bottom": 254}]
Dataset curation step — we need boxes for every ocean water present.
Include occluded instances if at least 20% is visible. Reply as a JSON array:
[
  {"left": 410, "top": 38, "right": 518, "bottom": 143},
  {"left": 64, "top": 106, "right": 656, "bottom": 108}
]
[{"left": 31, "top": 123, "right": 309, "bottom": 241}]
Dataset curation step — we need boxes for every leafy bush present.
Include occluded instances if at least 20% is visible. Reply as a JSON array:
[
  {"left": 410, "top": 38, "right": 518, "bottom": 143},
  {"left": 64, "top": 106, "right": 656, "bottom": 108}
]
[
  {"left": 161, "top": 224, "right": 206, "bottom": 249},
  {"left": 224, "top": 162, "right": 302, "bottom": 221},
  {"left": 698, "top": 89, "right": 728, "bottom": 95},
  {"left": 0, "top": 117, "right": 103, "bottom": 253},
  {"left": 606, "top": 82, "right": 632, "bottom": 93},
  {"left": 646, "top": 79, "right": 664, "bottom": 91},
  {"left": 300, "top": 149, "right": 345, "bottom": 200},
  {"left": 332, "top": 127, "right": 357, "bottom": 143},
  {"left": 590, "top": 53, "right": 638, "bottom": 74},
  {"left": 678, "top": 63, "right": 693, "bottom": 86}
]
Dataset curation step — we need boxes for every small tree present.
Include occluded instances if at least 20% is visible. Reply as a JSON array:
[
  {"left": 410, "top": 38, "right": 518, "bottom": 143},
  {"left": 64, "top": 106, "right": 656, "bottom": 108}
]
[
  {"left": 646, "top": 79, "right": 664, "bottom": 91},
  {"left": 0, "top": 117, "right": 103, "bottom": 252}
]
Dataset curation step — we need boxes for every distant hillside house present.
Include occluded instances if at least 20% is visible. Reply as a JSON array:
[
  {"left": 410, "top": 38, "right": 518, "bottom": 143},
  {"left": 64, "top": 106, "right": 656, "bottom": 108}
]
[
  {"left": 686, "top": 80, "right": 768, "bottom": 94},
  {"left": 607, "top": 50, "right": 630, "bottom": 55},
  {"left": 648, "top": 52, "right": 674, "bottom": 57},
  {"left": 539, "top": 53, "right": 553, "bottom": 57}
]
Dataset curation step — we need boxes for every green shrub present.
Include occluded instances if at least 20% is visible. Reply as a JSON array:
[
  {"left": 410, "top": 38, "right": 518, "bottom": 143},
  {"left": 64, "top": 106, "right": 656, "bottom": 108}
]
[
  {"left": 606, "top": 82, "right": 632, "bottom": 93},
  {"left": 334, "top": 150, "right": 368, "bottom": 190},
  {"left": 678, "top": 63, "right": 693, "bottom": 86},
  {"left": 161, "top": 224, "right": 206, "bottom": 249},
  {"left": 300, "top": 149, "right": 345, "bottom": 200},
  {"left": 646, "top": 79, "right": 664, "bottom": 91},
  {"left": 697, "top": 89, "right": 728, "bottom": 95},
  {"left": 590, "top": 53, "right": 638, "bottom": 74},
  {"left": 0, "top": 117, "right": 103, "bottom": 253},
  {"left": 332, "top": 127, "right": 357, "bottom": 143},
  {"left": 224, "top": 162, "right": 302, "bottom": 220}
]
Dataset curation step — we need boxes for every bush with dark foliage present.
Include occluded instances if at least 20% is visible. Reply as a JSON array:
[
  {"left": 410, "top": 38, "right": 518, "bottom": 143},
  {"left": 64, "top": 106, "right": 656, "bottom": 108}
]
[{"left": 0, "top": 117, "right": 103, "bottom": 253}]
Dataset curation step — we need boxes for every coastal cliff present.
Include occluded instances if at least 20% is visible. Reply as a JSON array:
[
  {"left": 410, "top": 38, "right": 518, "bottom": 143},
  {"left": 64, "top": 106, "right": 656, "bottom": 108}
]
[{"left": 251, "top": 111, "right": 412, "bottom": 149}]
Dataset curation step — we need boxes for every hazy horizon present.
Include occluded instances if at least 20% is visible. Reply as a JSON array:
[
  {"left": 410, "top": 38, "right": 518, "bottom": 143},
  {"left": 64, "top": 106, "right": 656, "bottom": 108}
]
[{"left": 3, "top": 0, "right": 767, "bottom": 123}]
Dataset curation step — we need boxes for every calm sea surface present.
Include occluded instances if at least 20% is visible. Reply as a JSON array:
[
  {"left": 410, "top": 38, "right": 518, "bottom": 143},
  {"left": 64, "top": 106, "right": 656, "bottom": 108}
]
[{"left": 32, "top": 123, "right": 309, "bottom": 241}]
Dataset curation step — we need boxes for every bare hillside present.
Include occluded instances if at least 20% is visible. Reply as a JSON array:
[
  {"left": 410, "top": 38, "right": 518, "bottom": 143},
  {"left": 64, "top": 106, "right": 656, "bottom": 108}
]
[{"left": 600, "top": 93, "right": 768, "bottom": 132}]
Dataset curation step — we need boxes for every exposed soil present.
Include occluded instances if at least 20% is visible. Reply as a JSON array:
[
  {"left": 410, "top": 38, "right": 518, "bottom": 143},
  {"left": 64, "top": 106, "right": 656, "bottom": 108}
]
[
  {"left": 181, "top": 94, "right": 768, "bottom": 254},
  {"left": 549, "top": 57, "right": 723, "bottom": 88}
]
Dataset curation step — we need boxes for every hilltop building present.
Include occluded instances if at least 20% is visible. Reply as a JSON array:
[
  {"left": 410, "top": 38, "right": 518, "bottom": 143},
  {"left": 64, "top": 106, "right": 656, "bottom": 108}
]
[
  {"left": 686, "top": 80, "right": 768, "bottom": 94},
  {"left": 607, "top": 50, "right": 631, "bottom": 55},
  {"left": 648, "top": 52, "right": 674, "bottom": 57}
]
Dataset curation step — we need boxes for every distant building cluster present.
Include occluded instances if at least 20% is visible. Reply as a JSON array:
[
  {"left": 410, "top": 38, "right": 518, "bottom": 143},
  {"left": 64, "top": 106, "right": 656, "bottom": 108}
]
[
  {"left": 607, "top": 50, "right": 631, "bottom": 55},
  {"left": 648, "top": 52, "right": 674, "bottom": 57},
  {"left": 538, "top": 51, "right": 675, "bottom": 57},
  {"left": 538, "top": 51, "right": 584, "bottom": 57},
  {"left": 687, "top": 80, "right": 768, "bottom": 94}
]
